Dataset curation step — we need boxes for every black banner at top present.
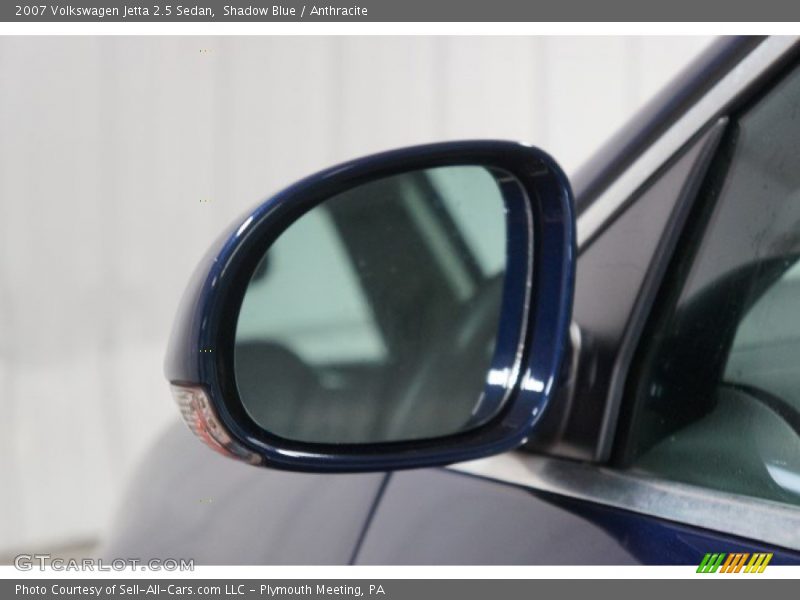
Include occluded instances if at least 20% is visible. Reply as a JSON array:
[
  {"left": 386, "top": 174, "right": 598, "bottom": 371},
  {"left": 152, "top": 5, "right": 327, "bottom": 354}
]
[{"left": 3, "top": 0, "right": 800, "bottom": 22}]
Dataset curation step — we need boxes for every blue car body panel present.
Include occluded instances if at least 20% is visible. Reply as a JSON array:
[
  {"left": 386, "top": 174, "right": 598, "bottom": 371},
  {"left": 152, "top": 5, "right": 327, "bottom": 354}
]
[
  {"left": 354, "top": 469, "right": 800, "bottom": 565},
  {"left": 555, "top": 492, "right": 800, "bottom": 565},
  {"left": 103, "top": 426, "right": 800, "bottom": 564}
]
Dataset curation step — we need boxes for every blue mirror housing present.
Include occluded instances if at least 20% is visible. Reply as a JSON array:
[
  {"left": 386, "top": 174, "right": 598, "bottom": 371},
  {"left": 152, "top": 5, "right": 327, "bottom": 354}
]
[{"left": 165, "top": 140, "right": 575, "bottom": 472}]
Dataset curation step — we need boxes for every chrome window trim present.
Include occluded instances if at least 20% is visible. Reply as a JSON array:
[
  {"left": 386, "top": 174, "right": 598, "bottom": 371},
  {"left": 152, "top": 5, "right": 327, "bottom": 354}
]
[
  {"left": 452, "top": 453, "right": 800, "bottom": 551},
  {"left": 449, "top": 36, "right": 800, "bottom": 550},
  {"left": 577, "top": 36, "right": 798, "bottom": 249}
]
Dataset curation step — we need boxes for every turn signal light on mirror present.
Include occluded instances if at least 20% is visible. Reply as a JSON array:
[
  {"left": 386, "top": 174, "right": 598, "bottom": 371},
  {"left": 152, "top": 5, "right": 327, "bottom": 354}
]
[{"left": 171, "top": 384, "right": 263, "bottom": 465}]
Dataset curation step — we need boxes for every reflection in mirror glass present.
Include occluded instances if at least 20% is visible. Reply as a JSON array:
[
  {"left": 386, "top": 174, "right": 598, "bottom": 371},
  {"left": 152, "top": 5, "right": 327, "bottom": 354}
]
[{"left": 234, "top": 166, "right": 509, "bottom": 444}]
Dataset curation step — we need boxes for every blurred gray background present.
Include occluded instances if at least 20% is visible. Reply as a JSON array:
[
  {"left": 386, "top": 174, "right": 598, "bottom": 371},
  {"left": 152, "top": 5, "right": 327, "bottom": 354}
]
[{"left": 0, "top": 35, "right": 712, "bottom": 558}]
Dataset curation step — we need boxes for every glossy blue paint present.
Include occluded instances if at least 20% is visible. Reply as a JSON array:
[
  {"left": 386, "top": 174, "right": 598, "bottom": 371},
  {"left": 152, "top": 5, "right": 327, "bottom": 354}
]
[
  {"left": 165, "top": 140, "right": 575, "bottom": 472},
  {"left": 537, "top": 488, "right": 800, "bottom": 565}
]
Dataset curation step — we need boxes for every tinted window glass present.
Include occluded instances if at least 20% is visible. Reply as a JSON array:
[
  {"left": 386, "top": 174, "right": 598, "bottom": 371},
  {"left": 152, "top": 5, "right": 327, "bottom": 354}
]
[{"left": 627, "top": 66, "right": 800, "bottom": 506}]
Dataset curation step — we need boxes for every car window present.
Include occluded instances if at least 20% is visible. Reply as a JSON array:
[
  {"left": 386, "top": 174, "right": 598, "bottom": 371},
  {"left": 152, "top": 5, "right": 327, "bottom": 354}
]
[{"left": 624, "top": 64, "right": 800, "bottom": 506}]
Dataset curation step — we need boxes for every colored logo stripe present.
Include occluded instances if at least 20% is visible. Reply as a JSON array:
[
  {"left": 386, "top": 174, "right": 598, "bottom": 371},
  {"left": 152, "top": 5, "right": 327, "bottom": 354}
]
[
  {"left": 697, "top": 553, "right": 772, "bottom": 573},
  {"left": 697, "top": 553, "right": 725, "bottom": 573},
  {"left": 745, "top": 553, "right": 773, "bottom": 573}
]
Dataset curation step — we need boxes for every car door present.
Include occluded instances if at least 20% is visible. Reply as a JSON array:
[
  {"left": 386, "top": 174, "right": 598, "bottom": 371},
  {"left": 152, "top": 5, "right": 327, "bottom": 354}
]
[{"left": 353, "top": 38, "right": 800, "bottom": 565}]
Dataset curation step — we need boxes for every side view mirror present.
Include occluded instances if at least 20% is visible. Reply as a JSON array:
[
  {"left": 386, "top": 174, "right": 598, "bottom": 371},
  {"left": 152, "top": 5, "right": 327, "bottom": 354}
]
[{"left": 165, "top": 141, "right": 575, "bottom": 472}]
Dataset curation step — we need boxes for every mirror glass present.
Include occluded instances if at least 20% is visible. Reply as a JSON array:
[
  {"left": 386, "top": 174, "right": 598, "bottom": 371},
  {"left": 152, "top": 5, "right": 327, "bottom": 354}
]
[{"left": 234, "top": 166, "right": 511, "bottom": 444}]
